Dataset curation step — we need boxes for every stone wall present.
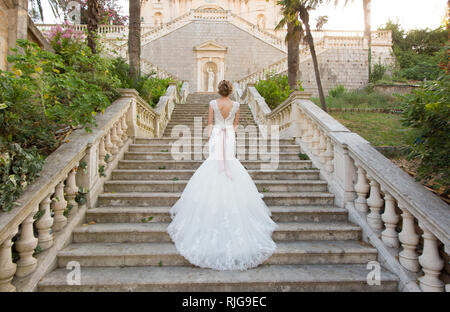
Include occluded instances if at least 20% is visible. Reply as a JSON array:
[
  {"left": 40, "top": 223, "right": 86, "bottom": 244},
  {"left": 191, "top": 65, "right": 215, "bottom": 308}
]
[
  {"left": 0, "top": 1, "right": 8, "bottom": 71},
  {"left": 142, "top": 20, "right": 286, "bottom": 92},
  {"left": 298, "top": 47, "right": 369, "bottom": 96}
]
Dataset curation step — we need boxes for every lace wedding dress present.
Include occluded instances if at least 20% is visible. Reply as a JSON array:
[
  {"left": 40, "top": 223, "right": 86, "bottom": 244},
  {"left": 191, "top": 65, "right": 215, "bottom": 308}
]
[{"left": 167, "top": 99, "right": 277, "bottom": 271}]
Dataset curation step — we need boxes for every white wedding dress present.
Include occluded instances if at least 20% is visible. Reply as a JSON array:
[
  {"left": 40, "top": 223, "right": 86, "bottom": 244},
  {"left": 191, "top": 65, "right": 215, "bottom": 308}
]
[{"left": 167, "top": 99, "right": 277, "bottom": 271}]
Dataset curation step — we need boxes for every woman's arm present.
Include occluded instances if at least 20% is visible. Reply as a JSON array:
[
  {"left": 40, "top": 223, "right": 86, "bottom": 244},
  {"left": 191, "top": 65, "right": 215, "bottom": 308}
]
[
  {"left": 207, "top": 104, "right": 214, "bottom": 138},
  {"left": 233, "top": 107, "right": 240, "bottom": 131}
]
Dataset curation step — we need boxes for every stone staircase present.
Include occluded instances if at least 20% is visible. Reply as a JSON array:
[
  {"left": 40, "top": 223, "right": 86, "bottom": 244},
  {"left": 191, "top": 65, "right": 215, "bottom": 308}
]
[{"left": 38, "top": 93, "right": 399, "bottom": 291}]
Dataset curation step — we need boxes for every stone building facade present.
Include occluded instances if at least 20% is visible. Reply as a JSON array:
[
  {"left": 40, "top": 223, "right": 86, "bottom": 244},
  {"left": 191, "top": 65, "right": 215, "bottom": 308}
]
[
  {"left": 142, "top": 20, "right": 286, "bottom": 92},
  {"left": 142, "top": 0, "right": 283, "bottom": 33}
]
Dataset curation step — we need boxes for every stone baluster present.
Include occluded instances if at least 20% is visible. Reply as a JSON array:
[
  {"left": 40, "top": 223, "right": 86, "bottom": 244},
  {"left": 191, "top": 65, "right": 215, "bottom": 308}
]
[
  {"left": 324, "top": 137, "right": 334, "bottom": 173},
  {"left": 0, "top": 229, "right": 18, "bottom": 291},
  {"left": 15, "top": 207, "right": 39, "bottom": 277},
  {"left": 35, "top": 192, "right": 54, "bottom": 250},
  {"left": 52, "top": 180, "right": 68, "bottom": 232},
  {"left": 398, "top": 205, "right": 420, "bottom": 272},
  {"left": 354, "top": 165, "right": 370, "bottom": 213},
  {"left": 65, "top": 166, "right": 79, "bottom": 218},
  {"left": 366, "top": 176, "right": 384, "bottom": 235},
  {"left": 116, "top": 121, "right": 124, "bottom": 147},
  {"left": 121, "top": 115, "right": 128, "bottom": 141},
  {"left": 303, "top": 118, "right": 313, "bottom": 143},
  {"left": 98, "top": 136, "right": 107, "bottom": 168},
  {"left": 310, "top": 125, "right": 320, "bottom": 155},
  {"left": 299, "top": 112, "right": 308, "bottom": 138},
  {"left": 418, "top": 223, "right": 445, "bottom": 292},
  {"left": 380, "top": 191, "right": 400, "bottom": 248},
  {"left": 110, "top": 123, "right": 121, "bottom": 154},
  {"left": 105, "top": 130, "right": 114, "bottom": 162},
  {"left": 317, "top": 130, "right": 327, "bottom": 163}
]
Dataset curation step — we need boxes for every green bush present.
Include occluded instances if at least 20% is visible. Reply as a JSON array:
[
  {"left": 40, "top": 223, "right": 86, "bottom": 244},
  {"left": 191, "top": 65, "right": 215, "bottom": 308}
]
[
  {"left": 400, "top": 45, "right": 450, "bottom": 194},
  {"left": 0, "top": 38, "right": 121, "bottom": 212},
  {"left": 379, "top": 21, "right": 448, "bottom": 81},
  {"left": 0, "top": 141, "right": 44, "bottom": 212},
  {"left": 255, "top": 71, "right": 303, "bottom": 109},
  {"left": 312, "top": 87, "right": 400, "bottom": 109},
  {"left": 370, "top": 64, "right": 387, "bottom": 83},
  {"left": 110, "top": 57, "right": 174, "bottom": 107},
  {"left": 328, "top": 85, "right": 346, "bottom": 98}
]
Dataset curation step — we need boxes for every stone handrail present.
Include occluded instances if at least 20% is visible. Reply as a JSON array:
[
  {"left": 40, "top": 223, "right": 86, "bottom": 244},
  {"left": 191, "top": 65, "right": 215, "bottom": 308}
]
[
  {"left": 141, "top": 10, "right": 193, "bottom": 46},
  {"left": 228, "top": 12, "right": 286, "bottom": 52},
  {"left": 154, "top": 82, "right": 187, "bottom": 136},
  {"left": 141, "top": 58, "right": 180, "bottom": 80},
  {"left": 237, "top": 86, "right": 449, "bottom": 292},
  {"left": 0, "top": 82, "right": 189, "bottom": 291}
]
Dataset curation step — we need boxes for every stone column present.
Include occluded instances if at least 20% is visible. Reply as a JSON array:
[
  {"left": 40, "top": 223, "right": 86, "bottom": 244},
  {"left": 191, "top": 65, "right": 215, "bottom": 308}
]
[{"left": 7, "top": 0, "right": 28, "bottom": 70}]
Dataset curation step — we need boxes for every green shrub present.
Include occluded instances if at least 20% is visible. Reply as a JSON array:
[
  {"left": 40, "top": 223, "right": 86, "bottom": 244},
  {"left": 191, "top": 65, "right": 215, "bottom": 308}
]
[
  {"left": 400, "top": 45, "right": 450, "bottom": 194},
  {"left": 0, "top": 38, "right": 121, "bottom": 212},
  {"left": 370, "top": 64, "right": 387, "bottom": 83},
  {"left": 110, "top": 57, "right": 174, "bottom": 107},
  {"left": 328, "top": 85, "right": 346, "bottom": 98},
  {"left": 379, "top": 21, "right": 448, "bottom": 81},
  {"left": 0, "top": 141, "right": 44, "bottom": 212},
  {"left": 312, "top": 87, "right": 400, "bottom": 109},
  {"left": 255, "top": 71, "right": 303, "bottom": 109}
]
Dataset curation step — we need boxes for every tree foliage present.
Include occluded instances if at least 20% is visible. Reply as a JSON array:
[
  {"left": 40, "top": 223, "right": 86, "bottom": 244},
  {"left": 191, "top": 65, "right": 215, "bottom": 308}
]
[
  {"left": 380, "top": 20, "right": 448, "bottom": 81},
  {"left": 400, "top": 44, "right": 450, "bottom": 194},
  {"left": 255, "top": 71, "right": 303, "bottom": 109}
]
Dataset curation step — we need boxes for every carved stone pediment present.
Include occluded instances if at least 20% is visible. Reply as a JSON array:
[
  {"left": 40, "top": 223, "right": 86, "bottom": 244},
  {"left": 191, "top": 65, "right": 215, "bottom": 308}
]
[{"left": 193, "top": 41, "right": 228, "bottom": 52}]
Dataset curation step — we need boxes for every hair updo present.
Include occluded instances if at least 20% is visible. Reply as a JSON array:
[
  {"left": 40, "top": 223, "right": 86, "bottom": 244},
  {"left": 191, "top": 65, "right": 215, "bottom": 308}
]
[{"left": 217, "top": 80, "right": 233, "bottom": 97}]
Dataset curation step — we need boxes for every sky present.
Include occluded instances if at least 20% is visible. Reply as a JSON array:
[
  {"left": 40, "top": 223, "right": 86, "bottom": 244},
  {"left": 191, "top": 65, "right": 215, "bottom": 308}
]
[{"left": 39, "top": 0, "right": 448, "bottom": 31}]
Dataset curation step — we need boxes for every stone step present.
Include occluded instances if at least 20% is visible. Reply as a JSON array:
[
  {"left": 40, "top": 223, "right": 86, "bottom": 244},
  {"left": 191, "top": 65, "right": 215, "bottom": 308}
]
[
  {"left": 86, "top": 206, "right": 348, "bottom": 223},
  {"left": 128, "top": 144, "right": 301, "bottom": 153},
  {"left": 134, "top": 138, "right": 296, "bottom": 145},
  {"left": 38, "top": 264, "right": 398, "bottom": 291},
  {"left": 56, "top": 241, "right": 377, "bottom": 267},
  {"left": 104, "top": 180, "right": 328, "bottom": 193},
  {"left": 110, "top": 169, "right": 321, "bottom": 181},
  {"left": 97, "top": 191, "right": 334, "bottom": 207},
  {"left": 72, "top": 222, "right": 360, "bottom": 243},
  {"left": 123, "top": 151, "right": 306, "bottom": 161},
  {"left": 163, "top": 126, "right": 257, "bottom": 133},
  {"left": 118, "top": 160, "right": 311, "bottom": 170}
]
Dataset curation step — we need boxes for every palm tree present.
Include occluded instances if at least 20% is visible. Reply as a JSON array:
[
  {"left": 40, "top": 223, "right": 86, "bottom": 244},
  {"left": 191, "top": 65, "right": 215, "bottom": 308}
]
[
  {"left": 297, "top": 1, "right": 327, "bottom": 111},
  {"left": 128, "top": 0, "right": 141, "bottom": 80},
  {"left": 363, "top": 0, "right": 372, "bottom": 77},
  {"left": 276, "top": 0, "right": 327, "bottom": 111},
  {"left": 275, "top": 0, "right": 303, "bottom": 91},
  {"left": 87, "top": 0, "right": 100, "bottom": 54},
  {"left": 29, "top": 0, "right": 62, "bottom": 22}
]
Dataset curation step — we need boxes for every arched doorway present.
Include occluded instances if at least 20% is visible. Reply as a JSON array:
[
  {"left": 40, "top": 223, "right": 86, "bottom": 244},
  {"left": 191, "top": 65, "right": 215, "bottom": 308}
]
[
  {"left": 154, "top": 12, "right": 163, "bottom": 27},
  {"left": 204, "top": 62, "right": 218, "bottom": 92},
  {"left": 194, "top": 41, "right": 228, "bottom": 92},
  {"left": 257, "top": 14, "right": 266, "bottom": 29}
]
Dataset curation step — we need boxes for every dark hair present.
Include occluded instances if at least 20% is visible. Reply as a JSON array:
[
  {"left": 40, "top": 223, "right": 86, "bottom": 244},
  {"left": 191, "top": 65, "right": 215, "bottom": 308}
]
[{"left": 218, "top": 80, "right": 233, "bottom": 97}]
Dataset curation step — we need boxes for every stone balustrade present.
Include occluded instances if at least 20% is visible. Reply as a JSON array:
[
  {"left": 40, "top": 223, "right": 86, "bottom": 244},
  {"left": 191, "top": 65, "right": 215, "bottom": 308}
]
[
  {"left": 0, "top": 82, "right": 189, "bottom": 292},
  {"left": 35, "top": 9, "right": 391, "bottom": 54},
  {"left": 237, "top": 85, "right": 449, "bottom": 292},
  {"left": 236, "top": 40, "right": 325, "bottom": 89},
  {"left": 141, "top": 58, "right": 180, "bottom": 80}
]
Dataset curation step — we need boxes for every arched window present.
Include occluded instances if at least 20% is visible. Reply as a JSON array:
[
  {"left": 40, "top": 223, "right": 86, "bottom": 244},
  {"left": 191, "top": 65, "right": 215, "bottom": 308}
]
[
  {"left": 154, "top": 12, "right": 163, "bottom": 27},
  {"left": 257, "top": 14, "right": 266, "bottom": 29}
]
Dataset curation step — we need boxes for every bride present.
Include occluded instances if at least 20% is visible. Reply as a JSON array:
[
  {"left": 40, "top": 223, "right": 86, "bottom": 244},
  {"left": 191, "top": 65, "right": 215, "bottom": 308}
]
[{"left": 167, "top": 80, "right": 277, "bottom": 271}]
